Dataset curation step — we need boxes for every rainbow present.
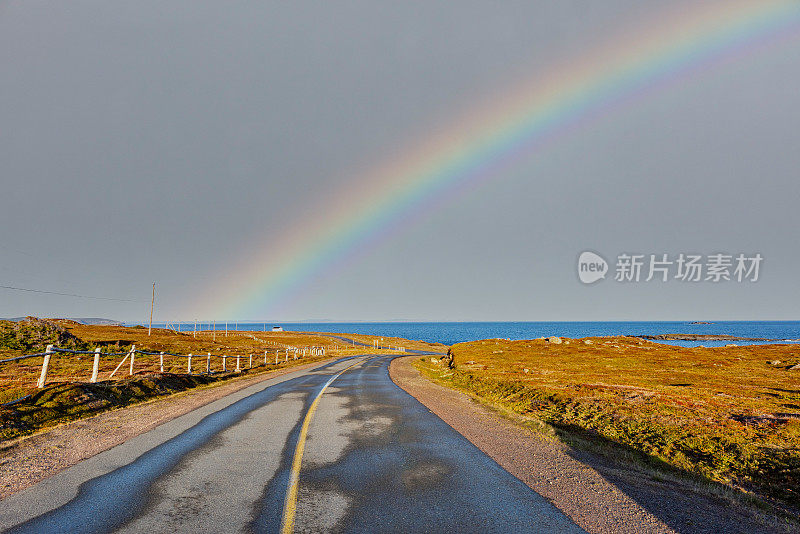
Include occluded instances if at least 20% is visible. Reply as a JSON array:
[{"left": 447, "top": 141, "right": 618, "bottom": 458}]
[{"left": 196, "top": 0, "right": 800, "bottom": 319}]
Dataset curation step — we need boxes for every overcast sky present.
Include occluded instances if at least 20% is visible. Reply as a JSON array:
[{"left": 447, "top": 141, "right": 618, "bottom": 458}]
[{"left": 1, "top": 1, "right": 799, "bottom": 322}]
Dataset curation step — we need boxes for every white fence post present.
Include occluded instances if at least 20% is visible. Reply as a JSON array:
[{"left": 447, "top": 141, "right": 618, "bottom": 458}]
[
  {"left": 236, "top": 354, "right": 241, "bottom": 372},
  {"left": 249, "top": 354, "right": 253, "bottom": 369},
  {"left": 91, "top": 347, "right": 101, "bottom": 383},
  {"left": 187, "top": 353, "right": 192, "bottom": 374},
  {"left": 129, "top": 345, "right": 136, "bottom": 376},
  {"left": 37, "top": 344, "right": 54, "bottom": 388},
  {"left": 207, "top": 353, "right": 211, "bottom": 374},
  {"left": 160, "top": 352, "right": 164, "bottom": 373},
  {"left": 222, "top": 355, "right": 227, "bottom": 372}
]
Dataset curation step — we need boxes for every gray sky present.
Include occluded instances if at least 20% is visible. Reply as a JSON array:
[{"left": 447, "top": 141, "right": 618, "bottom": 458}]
[{"left": 1, "top": 1, "right": 799, "bottom": 322}]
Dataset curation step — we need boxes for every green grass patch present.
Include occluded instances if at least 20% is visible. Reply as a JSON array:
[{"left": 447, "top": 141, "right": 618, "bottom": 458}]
[
  {"left": 0, "top": 373, "right": 215, "bottom": 442},
  {"left": 0, "top": 318, "right": 90, "bottom": 353}
]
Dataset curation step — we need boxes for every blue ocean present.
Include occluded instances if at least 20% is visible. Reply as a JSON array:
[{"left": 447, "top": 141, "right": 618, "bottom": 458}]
[{"left": 150, "top": 321, "right": 800, "bottom": 347}]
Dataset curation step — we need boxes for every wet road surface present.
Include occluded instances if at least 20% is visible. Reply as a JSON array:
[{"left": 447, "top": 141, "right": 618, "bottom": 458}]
[{"left": 0, "top": 355, "right": 584, "bottom": 533}]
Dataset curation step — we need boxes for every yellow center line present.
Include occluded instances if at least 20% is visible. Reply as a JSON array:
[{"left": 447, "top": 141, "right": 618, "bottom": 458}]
[{"left": 280, "top": 357, "right": 368, "bottom": 534}]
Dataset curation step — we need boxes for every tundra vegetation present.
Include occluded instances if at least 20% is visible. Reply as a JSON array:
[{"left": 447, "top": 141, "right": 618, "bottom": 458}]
[
  {"left": 0, "top": 318, "right": 439, "bottom": 442},
  {"left": 417, "top": 336, "right": 800, "bottom": 516}
]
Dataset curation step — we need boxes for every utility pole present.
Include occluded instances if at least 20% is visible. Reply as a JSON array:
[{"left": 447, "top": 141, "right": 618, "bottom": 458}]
[{"left": 148, "top": 283, "right": 155, "bottom": 336}]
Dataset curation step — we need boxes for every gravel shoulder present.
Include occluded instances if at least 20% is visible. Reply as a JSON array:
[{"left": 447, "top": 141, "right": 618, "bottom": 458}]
[
  {"left": 0, "top": 358, "right": 335, "bottom": 499},
  {"left": 389, "top": 354, "right": 790, "bottom": 534}
]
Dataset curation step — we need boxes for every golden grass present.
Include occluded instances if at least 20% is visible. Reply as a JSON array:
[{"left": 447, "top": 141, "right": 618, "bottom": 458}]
[
  {"left": 0, "top": 319, "right": 439, "bottom": 442},
  {"left": 419, "top": 336, "right": 800, "bottom": 512},
  {"left": 0, "top": 320, "right": 436, "bottom": 405}
]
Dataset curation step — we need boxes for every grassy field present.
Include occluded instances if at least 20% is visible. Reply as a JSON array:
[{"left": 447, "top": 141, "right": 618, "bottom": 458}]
[
  {"left": 0, "top": 318, "right": 444, "bottom": 404},
  {"left": 0, "top": 318, "right": 442, "bottom": 440},
  {"left": 416, "top": 336, "right": 800, "bottom": 513}
]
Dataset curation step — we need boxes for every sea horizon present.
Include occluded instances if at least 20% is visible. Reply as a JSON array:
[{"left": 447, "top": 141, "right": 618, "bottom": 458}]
[{"left": 141, "top": 320, "right": 800, "bottom": 348}]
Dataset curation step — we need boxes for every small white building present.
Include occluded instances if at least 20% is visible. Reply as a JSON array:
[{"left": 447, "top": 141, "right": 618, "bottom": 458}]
[{"left": 272, "top": 326, "right": 283, "bottom": 332}]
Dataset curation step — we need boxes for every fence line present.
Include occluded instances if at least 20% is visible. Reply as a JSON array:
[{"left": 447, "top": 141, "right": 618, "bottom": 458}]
[
  {"left": 1, "top": 342, "right": 329, "bottom": 396},
  {"left": 1, "top": 330, "right": 409, "bottom": 408}
]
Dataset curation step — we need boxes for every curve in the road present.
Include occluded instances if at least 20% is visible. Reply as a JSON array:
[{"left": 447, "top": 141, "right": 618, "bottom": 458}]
[{"left": 1, "top": 354, "right": 585, "bottom": 533}]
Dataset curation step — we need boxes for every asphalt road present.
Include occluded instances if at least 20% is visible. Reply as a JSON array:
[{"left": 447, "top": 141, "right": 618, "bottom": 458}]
[{"left": 0, "top": 355, "right": 585, "bottom": 533}]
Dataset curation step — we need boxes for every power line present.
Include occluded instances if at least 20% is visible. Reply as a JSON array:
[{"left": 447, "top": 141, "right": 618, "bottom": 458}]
[
  {"left": 0, "top": 245, "right": 37, "bottom": 259},
  {"left": 0, "top": 284, "right": 145, "bottom": 303}
]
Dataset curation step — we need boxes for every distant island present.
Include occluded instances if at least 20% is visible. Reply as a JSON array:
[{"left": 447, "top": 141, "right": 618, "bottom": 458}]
[
  {"left": 638, "top": 333, "right": 771, "bottom": 341},
  {"left": 2, "top": 317, "right": 122, "bottom": 326}
]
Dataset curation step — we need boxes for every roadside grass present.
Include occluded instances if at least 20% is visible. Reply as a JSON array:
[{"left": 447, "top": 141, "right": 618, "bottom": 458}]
[
  {"left": 301, "top": 331, "right": 448, "bottom": 354},
  {"left": 0, "top": 362, "right": 325, "bottom": 443},
  {"left": 414, "top": 336, "right": 800, "bottom": 517},
  {"left": 0, "top": 318, "right": 433, "bottom": 441},
  {"left": 0, "top": 318, "right": 432, "bottom": 405},
  {"left": 1, "top": 373, "right": 219, "bottom": 442}
]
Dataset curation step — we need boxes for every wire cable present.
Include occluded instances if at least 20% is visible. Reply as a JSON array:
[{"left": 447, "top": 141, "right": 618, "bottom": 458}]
[{"left": 0, "top": 284, "right": 144, "bottom": 302}]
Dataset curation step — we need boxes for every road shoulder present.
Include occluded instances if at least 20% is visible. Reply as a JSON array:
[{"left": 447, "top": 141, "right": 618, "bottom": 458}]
[
  {"left": 389, "top": 354, "right": 785, "bottom": 534},
  {"left": 0, "top": 358, "right": 336, "bottom": 499}
]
